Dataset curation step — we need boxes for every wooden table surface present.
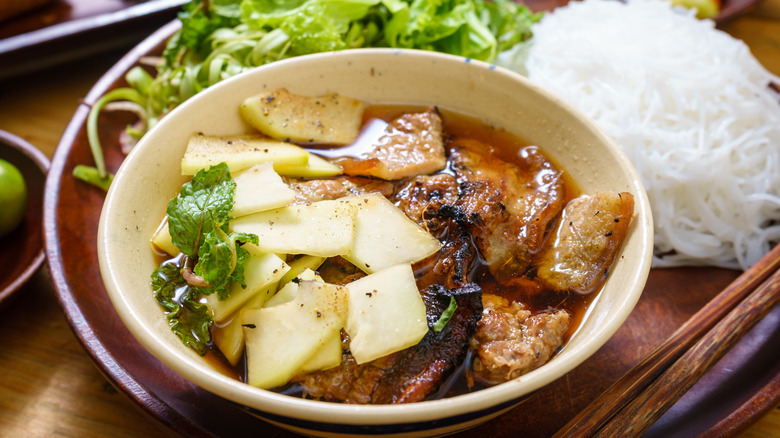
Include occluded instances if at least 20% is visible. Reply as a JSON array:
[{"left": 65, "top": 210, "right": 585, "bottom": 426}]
[{"left": 1, "top": 2, "right": 779, "bottom": 437}]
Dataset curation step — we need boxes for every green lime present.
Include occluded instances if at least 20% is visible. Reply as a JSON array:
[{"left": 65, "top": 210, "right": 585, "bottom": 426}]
[{"left": 0, "top": 159, "right": 27, "bottom": 238}]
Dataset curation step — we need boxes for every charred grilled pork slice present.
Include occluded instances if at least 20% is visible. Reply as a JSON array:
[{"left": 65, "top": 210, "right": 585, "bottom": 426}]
[
  {"left": 448, "top": 140, "right": 565, "bottom": 285},
  {"left": 331, "top": 107, "right": 446, "bottom": 181},
  {"left": 535, "top": 192, "right": 634, "bottom": 294},
  {"left": 392, "top": 174, "right": 477, "bottom": 290},
  {"left": 293, "top": 283, "right": 483, "bottom": 404},
  {"left": 471, "top": 293, "right": 571, "bottom": 384},
  {"left": 285, "top": 176, "right": 394, "bottom": 204},
  {"left": 372, "top": 283, "right": 483, "bottom": 403},
  {"left": 393, "top": 173, "right": 459, "bottom": 232},
  {"left": 412, "top": 231, "right": 476, "bottom": 291}
]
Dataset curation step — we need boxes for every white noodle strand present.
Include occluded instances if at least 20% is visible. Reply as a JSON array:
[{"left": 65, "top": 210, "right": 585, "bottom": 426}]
[{"left": 498, "top": 0, "right": 780, "bottom": 270}]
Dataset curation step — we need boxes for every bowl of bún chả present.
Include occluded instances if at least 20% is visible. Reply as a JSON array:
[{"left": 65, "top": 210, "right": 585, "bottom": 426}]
[{"left": 98, "top": 48, "right": 653, "bottom": 437}]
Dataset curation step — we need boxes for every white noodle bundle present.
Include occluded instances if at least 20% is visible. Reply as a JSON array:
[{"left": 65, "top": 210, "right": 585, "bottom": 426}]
[{"left": 498, "top": 0, "right": 780, "bottom": 270}]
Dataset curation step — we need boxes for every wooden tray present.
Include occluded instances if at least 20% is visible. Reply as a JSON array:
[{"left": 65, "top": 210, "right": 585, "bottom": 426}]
[
  {"left": 43, "top": 19, "right": 780, "bottom": 438},
  {"left": 0, "top": 0, "right": 185, "bottom": 80}
]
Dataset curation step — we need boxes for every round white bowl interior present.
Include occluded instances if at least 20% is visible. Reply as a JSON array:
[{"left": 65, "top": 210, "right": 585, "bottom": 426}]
[{"left": 98, "top": 49, "right": 653, "bottom": 434}]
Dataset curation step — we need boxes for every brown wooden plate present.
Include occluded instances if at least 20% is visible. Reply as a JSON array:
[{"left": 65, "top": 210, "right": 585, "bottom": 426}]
[
  {"left": 43, "top": 19, "right": 779, "bottom": 438},
  {"left": 0, "top": 130, "right": 49, "bottom": 312}
]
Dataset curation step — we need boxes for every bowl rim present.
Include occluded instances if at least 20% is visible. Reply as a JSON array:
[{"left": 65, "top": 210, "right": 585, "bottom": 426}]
[
  {"left": 0, "top": 129, "right": 50, "bottom": 308},
  {"left": 98, "top": 48, "right": 653, "bottom": 425}
]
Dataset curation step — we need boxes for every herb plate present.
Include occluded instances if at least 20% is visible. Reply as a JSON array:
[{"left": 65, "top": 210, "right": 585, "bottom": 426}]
[{"left": 44, "top": 18, "right": 779, "bottom": 438}]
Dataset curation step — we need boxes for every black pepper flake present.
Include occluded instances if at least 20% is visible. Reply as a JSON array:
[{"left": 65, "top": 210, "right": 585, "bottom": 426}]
[
  {"left": 605, "top": 231, "right": 613, "bottom": 237},
  {"left": 316, "top": 311, "right": 322, "bottom": 318},
  {"left": 242, "top": 324, "right": 257, "bottom": 329},
  {"left": 264, "top": 148, "right": 269, "bottom": 153},
  {"left": 604, "top": 268, "right": 609, "bottom": 277},
  {"left": 273, "top": 269, "right": 278, "bottom": 274},
  {"left": 366, "top": 292, "right": 373, "bottom": 297},
  {"left": 615, "top": 218, "right": 620, "bottom": 223},
  {"left": 569, "top": 221, "right": 573, "bottom": 227},
  {"left": 291, "top": 277, "right": 301, "bottom": 284},
  {"left": 265, "top": 96, "right": 275, "bottom": 103},
  {"left": 227, "top": 140, "right": 232, "bottom": 145}
]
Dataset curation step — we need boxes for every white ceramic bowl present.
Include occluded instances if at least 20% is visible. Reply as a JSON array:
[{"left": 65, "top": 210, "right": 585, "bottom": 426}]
[{"left": 99, "top": 48, "right": 653, "bottom": 437}]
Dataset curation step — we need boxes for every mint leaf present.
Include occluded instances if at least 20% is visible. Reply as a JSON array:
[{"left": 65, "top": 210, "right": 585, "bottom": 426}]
[
  {"left": 167, "top": 162, "right": 234, "bottom": 257},
  {"left": 152, "top": 261, "right": 214, "bottom": 355},
  {"left": 153, "top": 162, "right": 260, "bottom": 355},
  {"left": 195, "top": 230, "right": 259, "bottom": 300}
]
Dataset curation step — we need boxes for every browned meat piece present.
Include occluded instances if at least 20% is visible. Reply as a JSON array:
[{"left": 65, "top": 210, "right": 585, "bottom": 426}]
[
  {"left": 534, "top": 192, "right": 634, "bottom": 294},
  {"left": 285, "top": 176, "right": 393, "bottom": 204},
  {"left": 373, "top": 283, "right": 482, "bottom": 403},
  {"left": 393, "top": 173, "right": 459, "bottom": 233},
  {"left": 293, "top": 283, "right": 483, "bottom": 404},
  {"left": 331, "top": 108, "right": 446, "bottom": 180},
  {"left": 448, "top": 140, "right": 565, "bottom": 285},
  {"left": 412, "top": 233, "right": 476, "bottom": 291},
  {"left": 470, "top": 294, "right": 571, "bottom": 384},
  {"left": 317, "top": 256, "right": 366, "bottom": 285},
  {"left": 392, "top": 174, "right": 477, "bottom": 290}
]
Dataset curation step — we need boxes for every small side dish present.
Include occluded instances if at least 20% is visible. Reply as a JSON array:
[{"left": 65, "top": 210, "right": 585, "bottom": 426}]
[{"left": 0, "top": 130, "right": 49, "bottom": 311}]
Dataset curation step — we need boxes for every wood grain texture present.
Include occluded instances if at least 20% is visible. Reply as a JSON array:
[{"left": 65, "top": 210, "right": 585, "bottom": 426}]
[
  {"left": 554, "top": 244, "right": 780, "bottom": 437},
  {"left": 0, "top": 3, "right": 778, "bottom": 437},
  {"left": 595, "top": 268, "right": 780, "bottom": 436}
]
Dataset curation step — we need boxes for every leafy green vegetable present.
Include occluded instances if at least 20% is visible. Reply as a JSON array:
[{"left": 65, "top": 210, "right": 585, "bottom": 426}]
[
  {"left": 432, "top": 296, "right": 458, "bottom": 332},
  {"left": 72, "top": 165, "right": 114, "bottom": 191},
  {"left": 83, "top": 0, "right": 542, "bottom": 190},
  {"left": 167, "top": 162, "right": 235, "bottom": 257},
  {"left": 153, "top": 163, "right": 258, "bottom": 354},
  {"left": 152, "top": 261, "right": 214, "bottom": 355}
]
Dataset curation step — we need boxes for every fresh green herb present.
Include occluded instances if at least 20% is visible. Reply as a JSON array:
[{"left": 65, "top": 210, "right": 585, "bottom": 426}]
[
  {"left": 153, "top": 162, "right": 258, "bottom": 354},
  {"left": 72, "top": 165, "right": 114, "bottom": 191},
  {"left": 83, "top": 0, "right": 542, "bottom": 190},
  {"left": 152, "top": 261, "right": 214, "bottom": 355},
  {"left": 167, "top": 162, "right": 235, "bottom": 256},
  {"left": 432, "top": 296, "right": 458, "bottom": 332}
]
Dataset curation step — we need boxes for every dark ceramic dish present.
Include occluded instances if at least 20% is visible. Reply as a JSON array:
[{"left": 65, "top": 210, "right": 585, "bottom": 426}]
[{"left": 0, "top": 130, "right": 49, "bottom": 311}]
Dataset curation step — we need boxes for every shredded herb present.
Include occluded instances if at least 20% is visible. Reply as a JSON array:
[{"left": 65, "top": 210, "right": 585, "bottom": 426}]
[
  {"left": 432, "top": 296, "right": 458, "bottom": 332},
  {"left": 83, "top": 0, "right": 542, "bottom": 190},
  {"left": 72, "top": 165, "right": 114, "bottom": 191},
  {"left": 152, "top": 163, "right": 258, "bottom": 354}
]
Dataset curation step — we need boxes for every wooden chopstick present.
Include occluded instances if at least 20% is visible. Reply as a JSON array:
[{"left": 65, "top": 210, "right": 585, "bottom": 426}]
[
  {"left": 594, "top": 264, "right": 780, "bottom": 436},
  {"left": 553, "top": 243, "right": 780, "bottom": 438}
]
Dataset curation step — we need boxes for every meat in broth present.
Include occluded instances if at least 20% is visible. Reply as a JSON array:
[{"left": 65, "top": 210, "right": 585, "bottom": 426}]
[{"left": 281, "top": 106, "right": 634, "bottom": 402}]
